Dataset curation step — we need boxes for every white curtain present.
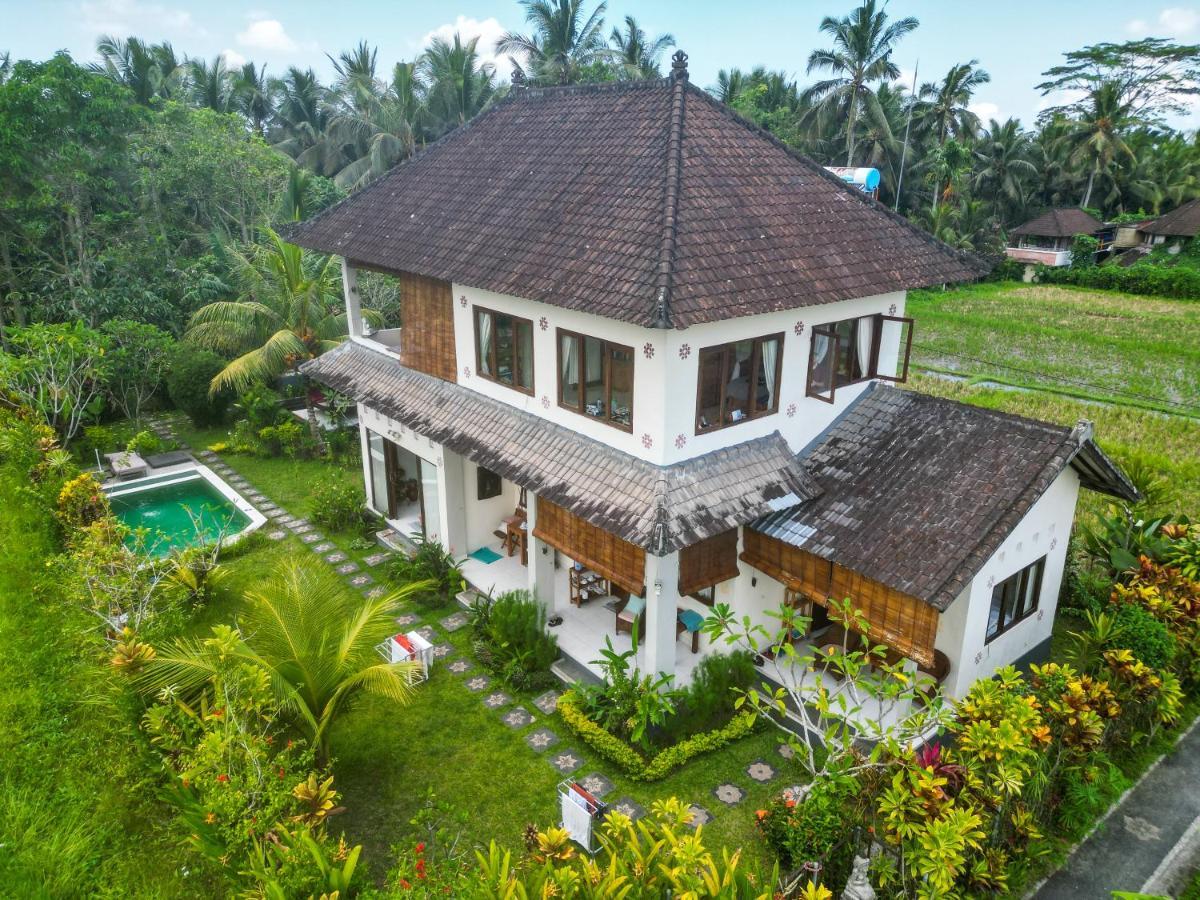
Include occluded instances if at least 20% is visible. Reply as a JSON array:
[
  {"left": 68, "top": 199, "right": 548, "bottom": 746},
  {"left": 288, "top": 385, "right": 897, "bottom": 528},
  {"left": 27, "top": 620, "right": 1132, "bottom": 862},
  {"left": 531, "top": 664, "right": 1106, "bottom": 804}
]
[
  {"left": 560, "top": 334, "right": 578, "bottom": 395},
  {"left": 760, "top": 338, "right": 779, "bottom": 409},
  {"left": 478, "top": 312, "right": 493, "bottom": 376},
  {"left": 856, "top": 316, "right": 875, "bottom": 378},
  {"left": 812, "top": 331, "right": 830, "bottom": 367}
]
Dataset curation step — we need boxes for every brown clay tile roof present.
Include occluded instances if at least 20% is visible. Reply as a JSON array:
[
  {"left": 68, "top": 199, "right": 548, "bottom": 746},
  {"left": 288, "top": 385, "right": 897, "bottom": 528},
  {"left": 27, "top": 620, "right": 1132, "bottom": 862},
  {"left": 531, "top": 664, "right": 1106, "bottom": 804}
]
[
  {"left": 286, "top": 67, "right": 984, "bottom": 328},
  {"left": 1143, "top": 198, "right": 1200, "bottom": 237},
  {"left": 303, "top": 340, "right": 819, "bottom": 552},
  {"left": 754, "top": 384, "right": 1138, "bottom": 611},
  {"left": 1010, "top": 208, "right": 1103, "bottom": 238}
]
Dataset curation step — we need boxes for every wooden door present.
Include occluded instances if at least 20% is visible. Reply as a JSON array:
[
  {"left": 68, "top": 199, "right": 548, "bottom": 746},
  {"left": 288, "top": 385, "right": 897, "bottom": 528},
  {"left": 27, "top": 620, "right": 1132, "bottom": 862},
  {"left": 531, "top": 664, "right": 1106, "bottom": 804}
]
[{"left": 383, "top": 441, "right": 403, "bottom": 519}]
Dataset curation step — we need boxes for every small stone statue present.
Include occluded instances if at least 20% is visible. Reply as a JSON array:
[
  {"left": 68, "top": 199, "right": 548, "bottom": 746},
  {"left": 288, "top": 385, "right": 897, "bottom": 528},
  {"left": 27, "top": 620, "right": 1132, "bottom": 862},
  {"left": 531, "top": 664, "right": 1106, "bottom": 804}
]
[{"left": 841, "top": 855, "right": 876, "bottom": 900}]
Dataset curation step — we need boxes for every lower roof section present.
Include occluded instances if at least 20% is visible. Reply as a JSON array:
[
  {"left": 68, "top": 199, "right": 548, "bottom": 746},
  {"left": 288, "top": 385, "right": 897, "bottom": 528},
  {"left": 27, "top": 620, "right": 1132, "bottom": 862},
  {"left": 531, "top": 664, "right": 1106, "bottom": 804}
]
[
  {"left": 753, "top": 383, "right": 1138, "bottom": 612},
  {"left": 302, "top": 340, "right": 819, "bottom": 555}
]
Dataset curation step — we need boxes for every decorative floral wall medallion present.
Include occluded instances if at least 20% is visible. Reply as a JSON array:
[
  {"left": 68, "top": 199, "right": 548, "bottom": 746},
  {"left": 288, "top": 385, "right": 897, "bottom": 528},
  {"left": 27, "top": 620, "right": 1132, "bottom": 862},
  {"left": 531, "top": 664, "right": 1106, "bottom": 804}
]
[
  {"left": 462, "top": 366, "right": 471, "bottom": 379},
  {"left": 678, "top": 343, "right": 691, "bottom": 359},
  {"left": 538, "top": 316, "right": 548, "bottom": 331},
  {"left": 974, "top": 651, "right": 983, "bottom": 665},
  {"left": 986, "top": 575, "right": 995, "bottom": 589},
  {"left": 786, "top": 402, "right": 797, "bottom": 418},
  {"left": 1050, "top": 537, "right": 1058, "bottom": 551},
  {"left": 643, "top": 342, "right": 655, "bottom": 359},
  {"left": 541, "top": 395, "right": 550, "bottom": 409},
  {"left": 793, "top": 321, "right": 805, "bottom": 337},
  {"left": 888, "top": 302, "right": 898, "bottom": 315},
  {"left": 641, "top": 433, "right": 653, "bottom": 449},
  {"left": 459, "top": 295, "right": 468, "bottom": 308},
  {"left": 1038, "top": 609, "right": 1045, "bottom": 621},
  {"left": 675, "top": 434, "right": 686, "bottom": 449}
]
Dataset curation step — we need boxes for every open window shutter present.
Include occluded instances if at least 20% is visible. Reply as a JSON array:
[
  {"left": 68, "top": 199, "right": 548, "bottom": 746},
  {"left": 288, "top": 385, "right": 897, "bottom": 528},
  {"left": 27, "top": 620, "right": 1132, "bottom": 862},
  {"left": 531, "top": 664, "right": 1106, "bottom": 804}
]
[
  {"left": 874, "top": 315, "right": 914, "bottom": 383},
  {"left": 806, "top": 323, "right": 839, "bottom": 403},
  {"left": 679, "top": 530, "right": 740, "bottom": 596},
  {"left": 533, "top": 497, "right": 645, "bottom": 596}
]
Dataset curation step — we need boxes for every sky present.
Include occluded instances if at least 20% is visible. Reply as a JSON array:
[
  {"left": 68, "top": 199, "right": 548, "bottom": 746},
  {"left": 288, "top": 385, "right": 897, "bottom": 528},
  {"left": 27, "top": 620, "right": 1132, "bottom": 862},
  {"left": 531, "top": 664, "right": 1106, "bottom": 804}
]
[{"left": 2, "top": 0, "right": 1198, "bottom": 128}]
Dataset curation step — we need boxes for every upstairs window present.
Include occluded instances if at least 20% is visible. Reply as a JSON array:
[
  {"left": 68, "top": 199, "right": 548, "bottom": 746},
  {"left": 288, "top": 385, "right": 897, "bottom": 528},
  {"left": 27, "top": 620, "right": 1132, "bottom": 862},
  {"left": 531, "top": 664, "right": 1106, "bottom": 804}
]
[
  {"left": 694, "top": 334, "right": 783, "bottom": 433},
  {"left": 986, "top": 557, "right": 1045, "bottom": 643},
  {"left": 557, "top": 330, "right": 634, "bottom": 431},
  {"left": 807, "top": 313, "right": 913, "bottom": 403},
  {"left": 475, "top": 307, "right": 534, "bottom": 394}
]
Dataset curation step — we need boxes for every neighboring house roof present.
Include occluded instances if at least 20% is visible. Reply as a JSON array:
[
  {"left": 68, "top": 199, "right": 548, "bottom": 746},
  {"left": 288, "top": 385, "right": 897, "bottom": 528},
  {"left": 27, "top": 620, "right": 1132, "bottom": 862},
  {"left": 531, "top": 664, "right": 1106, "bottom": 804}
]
[
  {"left": 753, "top": 385, "right": 1138, "bottom": 612},
  {"left": 1010, "top": 208, "right": 1104, "bottom": 238},
  {"left": 1143, "top": 198, "right": 1200, "bottom": 237},
  {"left": 285, "top": 59, "right": 984, "bottom": 329},
  {"left": 302, "top": 340, "right": 820, "bottom": 553}
]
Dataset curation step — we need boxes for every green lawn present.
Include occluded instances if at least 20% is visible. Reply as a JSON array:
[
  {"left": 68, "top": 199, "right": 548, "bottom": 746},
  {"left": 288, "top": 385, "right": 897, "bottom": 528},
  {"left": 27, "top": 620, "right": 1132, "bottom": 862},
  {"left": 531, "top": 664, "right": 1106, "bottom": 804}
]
[{"left": 907, "top": 282, "right": 1200, "bottom": 417}]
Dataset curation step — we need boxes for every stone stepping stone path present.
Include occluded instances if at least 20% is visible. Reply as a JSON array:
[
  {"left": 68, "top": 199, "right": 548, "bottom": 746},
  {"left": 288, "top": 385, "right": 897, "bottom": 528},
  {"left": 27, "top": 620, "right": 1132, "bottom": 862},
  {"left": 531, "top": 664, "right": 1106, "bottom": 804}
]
[
  {"left": 533, "top": 690, "right": 561, "bottom": 715},
  {"left": 413, "top": 624, "right": 437, "bottom": 642},
  {"left": 440, "top": 612, "right": 469, "bottom": 632},
  {"left": 777, "top": 742, "right": 796, "bottom": 761},
  {"left": 431, "top": 643, "right": 452, "bottom": 659},
  {"left": 265, "top": 509, "right": 286, "bottom": 520},
  {"left": 349, "top": 573, "right": 374, "bottom": 588},
  {"left": 293, "top": 523, "right": 315, "bottom": 535},
  {"left": 312, "top": 541, "right": 335, "bottom": 553},
  {"left": 502, "top": 707, "right": 535, "bottom": 729},
  {"left": 483, "top": 690, "right": 512, "bottom": 709},
  {"left": 395, "top": 613, "right": 418, "bottom": 627},
  {"left": 336, "top": 562, "right": 360, "bottom": 576},
  {"left": 324, "top": 551, "right": 348, "bottom": 564},
  {"left": 363, "top": 551, "right": 391, "bottom": 567},
  {"left": 549, "top": 750, "right": 584, "bottom": 775},
  {"left": 713, "top": 783, "right": 745, "bottom": 806},
  {"left": 609, "top": 797, "right": 645, "bottom": 821},
  {"left": 525, "top": 728, "right": 559, "bottom": 752},
  {"left": 447, "top": 659, "right": 472, "bottom": 675},
  {"left": 266, "top": 529, "right": 287, "bottom": 541},
  {"left": 365, "top": 586, "right": 387, "bottom": 599},
  {"left": 746, "top": 760, "right": 776, "bottom": 783},
  {"left": 687, "top": 805, "right": 713, "bottom": 828},
  {"left": 299, "top": 532, "right": 323, "bottom": 545},
  {"left": 465, "top": 675, "right": 491, "bottom": 692},
  {"left": 577, "top": 773, "right": 614, "bottom": 798}
]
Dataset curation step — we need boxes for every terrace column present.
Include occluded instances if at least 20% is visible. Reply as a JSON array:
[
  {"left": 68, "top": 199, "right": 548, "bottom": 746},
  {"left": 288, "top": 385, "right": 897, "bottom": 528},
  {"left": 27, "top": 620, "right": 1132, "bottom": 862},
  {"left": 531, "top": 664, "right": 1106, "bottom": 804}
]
[
  {"left": 525, "top": 494, "right": 556, "bottom": 615},
  {"left": 644, "top": 552, "right": 679, "bottom": 682},
  {"left": 341, "top": 259, "right": 363, "bottom": 338},
  {"left": 439, "top": 449, "right": 468, "bottom": 557}
]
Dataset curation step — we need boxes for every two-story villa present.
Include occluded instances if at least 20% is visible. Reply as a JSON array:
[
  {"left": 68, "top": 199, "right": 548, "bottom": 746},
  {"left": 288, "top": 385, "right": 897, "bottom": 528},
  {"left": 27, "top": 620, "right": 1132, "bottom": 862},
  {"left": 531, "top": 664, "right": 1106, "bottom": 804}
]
[{"left": 289, "top": 54, "right": 1136, "bottom": 697}]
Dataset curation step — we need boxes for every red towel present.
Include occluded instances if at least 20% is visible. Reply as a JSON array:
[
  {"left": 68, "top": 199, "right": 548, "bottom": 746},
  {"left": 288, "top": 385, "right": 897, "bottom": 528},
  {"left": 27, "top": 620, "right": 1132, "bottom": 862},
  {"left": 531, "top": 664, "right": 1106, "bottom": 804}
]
[{"left": 392, "top": 634, "right": 415, "bottom": 655}]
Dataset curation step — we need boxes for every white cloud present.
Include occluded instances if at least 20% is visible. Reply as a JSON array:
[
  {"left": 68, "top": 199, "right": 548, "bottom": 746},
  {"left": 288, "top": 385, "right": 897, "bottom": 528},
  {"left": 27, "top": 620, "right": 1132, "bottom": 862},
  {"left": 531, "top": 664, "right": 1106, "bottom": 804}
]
[
  {"left": 221, "top": 48, "right": 247, "bottom": 68},
  {"left": 79, "top": 0, "right": 200, "bottom": 42},
  {"left": 969, "top": 101, "right": 1001, "bottom": 122},
  {"left": 1126, "top": 7, "right": 1200, "bottom": 37},
  {"left": 892, "top": 66, "right": 919, "bottom": 91},
  {"left": 236, "top": 18, "right": 297, "bottom": 52},
  {"left": 420, "top": 16, "right": 512, "bottom": 76}
]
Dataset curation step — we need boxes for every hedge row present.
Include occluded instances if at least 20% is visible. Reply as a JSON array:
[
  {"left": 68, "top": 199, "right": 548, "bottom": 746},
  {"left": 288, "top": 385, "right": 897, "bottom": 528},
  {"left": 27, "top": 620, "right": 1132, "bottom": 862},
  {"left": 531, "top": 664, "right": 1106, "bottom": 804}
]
[
  {"left": 557, "top": 689, "right": 758, "bottom": 781},
  {"left": 1034, "top": 261, "right": 1200, "bottom": 299}
]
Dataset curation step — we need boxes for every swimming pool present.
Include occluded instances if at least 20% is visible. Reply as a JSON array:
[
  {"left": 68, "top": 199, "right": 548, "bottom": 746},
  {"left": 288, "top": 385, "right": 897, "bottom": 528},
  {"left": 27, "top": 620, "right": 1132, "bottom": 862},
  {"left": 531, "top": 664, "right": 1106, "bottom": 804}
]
[{"left": 105, "top": 466, "right": 265, "bottom": 557}]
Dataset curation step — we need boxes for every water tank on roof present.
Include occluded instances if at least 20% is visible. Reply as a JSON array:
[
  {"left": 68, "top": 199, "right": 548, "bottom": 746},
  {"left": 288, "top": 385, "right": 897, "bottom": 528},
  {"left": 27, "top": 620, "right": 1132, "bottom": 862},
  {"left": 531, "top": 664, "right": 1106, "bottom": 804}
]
[{"left": 824, "top": 166, "right": 881, "bottom": 194}]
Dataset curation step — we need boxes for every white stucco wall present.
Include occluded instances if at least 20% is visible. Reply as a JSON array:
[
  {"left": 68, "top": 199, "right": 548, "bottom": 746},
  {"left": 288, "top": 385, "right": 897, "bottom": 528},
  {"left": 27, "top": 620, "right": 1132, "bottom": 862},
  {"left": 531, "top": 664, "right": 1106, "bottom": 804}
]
[
  {"left": 936, "top": 467, "right": 1081, "bottom": 698},
  {"left": 462, "top": 457, "right": 521, "bottom": 552}
]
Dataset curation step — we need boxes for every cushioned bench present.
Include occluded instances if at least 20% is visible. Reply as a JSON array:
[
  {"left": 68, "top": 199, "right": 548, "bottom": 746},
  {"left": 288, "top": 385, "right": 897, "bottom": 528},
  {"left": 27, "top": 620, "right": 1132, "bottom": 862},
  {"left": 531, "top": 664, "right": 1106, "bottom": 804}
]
[{"left": 615, "top": 595, "right": 645, "bottom": 635}]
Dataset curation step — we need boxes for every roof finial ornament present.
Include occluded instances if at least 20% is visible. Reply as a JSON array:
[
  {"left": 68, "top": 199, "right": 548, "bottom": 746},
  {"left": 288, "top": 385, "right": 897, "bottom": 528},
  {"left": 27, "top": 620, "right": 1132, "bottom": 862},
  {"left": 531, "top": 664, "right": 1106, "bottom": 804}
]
[
  {"left": 511, "top": 66, "right": 527, "bottom": 91},
  {"left": 670, "top": 49, "right": 689, "bottom": 82}
]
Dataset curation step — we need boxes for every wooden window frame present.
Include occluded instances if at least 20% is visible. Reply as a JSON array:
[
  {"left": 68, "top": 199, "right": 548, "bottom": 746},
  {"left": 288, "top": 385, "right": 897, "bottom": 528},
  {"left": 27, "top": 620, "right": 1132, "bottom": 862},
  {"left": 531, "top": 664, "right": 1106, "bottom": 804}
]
[
  {"left": 476, "top": 466, "right": 502, "bottom": 501},
  {"left": 874, "top": 315, "right": 914, "bottom": 384},
  {"left": 693, "top": 333, "right": 785, "bottom": 434},
  {"left": 805, "top": 313, "right": 914, "bottom": 402},
  {"left": 555, "top": 328, "right": 635, "bottom": 433},
  {"left": 474, "top": 306, "right": 535, "bottom": 396},
  {"left": 985, "top": 556, "right": 1046, "bottom": 644}
]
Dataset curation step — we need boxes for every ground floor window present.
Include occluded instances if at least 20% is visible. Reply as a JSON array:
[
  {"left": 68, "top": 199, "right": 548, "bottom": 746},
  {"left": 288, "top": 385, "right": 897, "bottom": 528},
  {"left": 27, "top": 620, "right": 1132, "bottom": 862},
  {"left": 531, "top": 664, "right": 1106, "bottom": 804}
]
[{"left": 986, "top": 556, "right": 1045, "bottom": 642}]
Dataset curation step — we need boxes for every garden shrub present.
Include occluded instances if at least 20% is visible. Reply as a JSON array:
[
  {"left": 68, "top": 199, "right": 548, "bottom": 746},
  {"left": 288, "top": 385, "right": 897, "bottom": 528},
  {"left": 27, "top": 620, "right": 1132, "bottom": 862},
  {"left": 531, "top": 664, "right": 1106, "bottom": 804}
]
[
  {"left": 756, "top": 780, "right": 858, "bottom": 886},
  {"left": 166, "top": 345, "right": 232, "bottom": 427},
  {"left": 258, "top": 420, "right": 312, "bottom": 458},
  {"left": 310, "top": 477, "right": 368, "bottom": 533},
  {"left": 389, "top": 534, "right": 465, "bottom": 608},
  {"left": 56, "top": 472, "right": 111, "bottom": 531},
  {"left": 126, "top": 429, "right": 164, "bottom": 457},
  {"left": 235, "top": 382, "right": 285, "bottom": 431},
  {"left": 469, "top": 590, "right": 559, "bottom": 691},
  {"left": 1036, "top": 259, "right": 1200, "bottom": 299},
  {"left": 1110, "top": 601, "right": 1175, "bottom": 669},
  {"left": 669, "top": 650, "right": 758, "bottom": 740}
]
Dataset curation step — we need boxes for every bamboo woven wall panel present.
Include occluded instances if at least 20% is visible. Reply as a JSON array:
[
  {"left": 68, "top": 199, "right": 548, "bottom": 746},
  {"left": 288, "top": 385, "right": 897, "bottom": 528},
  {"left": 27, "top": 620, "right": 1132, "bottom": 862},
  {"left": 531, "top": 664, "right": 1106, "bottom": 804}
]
[
  {"left": 399, "top": 272, "right": 457, "bottom": 382},
  {"left": 533, "top": 497, "right": 646, "bottom": 596},
  {"left": 678, "top": 529, "right": 740, "bottom": 596},
  {"left": 741, "top": 527, "right": 937, "bottom": 667}
]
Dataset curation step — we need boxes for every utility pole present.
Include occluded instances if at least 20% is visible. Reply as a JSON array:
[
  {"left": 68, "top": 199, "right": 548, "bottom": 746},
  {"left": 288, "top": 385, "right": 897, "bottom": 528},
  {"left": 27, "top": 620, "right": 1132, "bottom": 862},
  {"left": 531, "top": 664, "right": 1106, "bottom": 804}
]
[{"left": 894, "top": 60, "right": 918, "bottom": 212}]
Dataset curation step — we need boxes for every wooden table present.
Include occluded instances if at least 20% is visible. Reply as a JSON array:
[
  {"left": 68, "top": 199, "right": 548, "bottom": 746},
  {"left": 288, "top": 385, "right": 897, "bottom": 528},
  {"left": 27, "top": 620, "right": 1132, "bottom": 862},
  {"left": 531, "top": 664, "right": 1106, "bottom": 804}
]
[{"left": 503, "top": 515, "right": 528, "bottom": 566}]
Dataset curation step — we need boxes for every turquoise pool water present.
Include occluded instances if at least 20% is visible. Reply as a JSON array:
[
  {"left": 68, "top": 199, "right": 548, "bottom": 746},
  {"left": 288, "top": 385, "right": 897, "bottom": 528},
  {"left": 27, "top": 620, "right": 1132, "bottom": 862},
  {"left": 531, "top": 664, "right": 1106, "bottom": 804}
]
[{"left": 108, "top": 475, "right": 251, "bottom": 556}]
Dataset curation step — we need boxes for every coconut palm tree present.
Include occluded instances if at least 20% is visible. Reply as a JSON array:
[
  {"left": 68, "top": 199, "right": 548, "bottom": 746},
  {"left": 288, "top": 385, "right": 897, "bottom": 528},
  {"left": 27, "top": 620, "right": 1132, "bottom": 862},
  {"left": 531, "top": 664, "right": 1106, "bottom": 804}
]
[
  {"left": 232, "top": 62, "right": 272, "bottom": 136},
  {"left": 916, "top": 60, "right": 990, "bottom": 146},
  {"left": 1061, "top": 80, "right": 1138, "bottom": 208},
  {"left": 92, "top": 35, "right": 184, "bottom": 104},
  {"left": 609, "top": 15, "right": 674, "bottom": 79},
  {"left": 138, "top": 558, "right": 430, "bottom": 761},
  {"left": 188, "top": 55, "right": 232, "bottom": 112},
  {"left": 420, "top": 34, "right": 496, "bottom": 128},
  {"left": 803, "top": 0, "right": 919, "bottom": 166},
  {"left": 497, "top": 0, "right": 610, "bottom": 85},
  {"left": 972, "top": 118, "right": 1038, "bottom": 222},
  {"left": 184, "top": 228, "right": 378, "bottom": 440},
  {"left": 326, "top": 61, "right": 427, "bottom": 191}
]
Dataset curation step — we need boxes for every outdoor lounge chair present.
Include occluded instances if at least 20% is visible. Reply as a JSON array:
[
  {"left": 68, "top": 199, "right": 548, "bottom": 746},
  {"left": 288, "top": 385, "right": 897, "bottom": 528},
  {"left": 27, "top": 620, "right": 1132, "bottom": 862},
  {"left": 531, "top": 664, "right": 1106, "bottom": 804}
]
[
  {"left": 104, "top": 451, "right": 148, "bottom": 481},
  {"left": 615, "top": 595, "right": 645, "bottom": 635}
]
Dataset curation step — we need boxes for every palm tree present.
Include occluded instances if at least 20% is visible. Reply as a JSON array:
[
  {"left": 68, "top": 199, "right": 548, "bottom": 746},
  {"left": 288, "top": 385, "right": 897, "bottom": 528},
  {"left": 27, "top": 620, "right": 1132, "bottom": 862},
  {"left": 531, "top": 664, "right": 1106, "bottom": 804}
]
[
  {"left": 271, "top": 67, "right": 336, "bottom": 175},
  {"left": 712, "top": 68, "right": 749, "bottom": 105},
  {"left": 232, "top": 62, "right": 272, "bottom": 136},
  {"left": 609, "top": 15, "right": 674, "bottom": 79},
  {"left": 497, "top": 0, "right": 610, "bottom": 85},
  {"left": 326, "top": 61, "right": 427, "bottom": 191},
  {"left": 973, "top": 118, "right": 1038, "bottom": 222},
  {"left": 184, "top": 228, "right": 378, "bottom": 440},
  {"left": 188, "top": 55, "right": 231, "bottom": 112},
  {"left": 0, "top": 52, "right": 11, "bottom": 86},
  {"left": 1061, "top": 80, "right": 1138, "bottom": 208},
  {"left": 803, "top": 0, "right": 919, "bottom": 166},
  {"left": 420, "top": 34, "right": 496, "bottom": 128},
  {"left": 139, "top": 558, "right": 430, "bottom": 761},
  {"left": 92, "top": 35, "right": 184, "bottom": 104},
  {"left": 916, "top": 60, "right": 990, "bottom": 146}
]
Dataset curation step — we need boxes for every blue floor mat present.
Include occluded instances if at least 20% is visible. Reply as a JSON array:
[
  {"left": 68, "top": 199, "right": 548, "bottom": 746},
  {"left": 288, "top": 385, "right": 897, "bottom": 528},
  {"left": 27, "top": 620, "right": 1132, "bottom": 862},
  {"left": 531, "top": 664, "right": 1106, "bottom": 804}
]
[{"left": 469, "top": 546, "right": 503, "bottom": 564}]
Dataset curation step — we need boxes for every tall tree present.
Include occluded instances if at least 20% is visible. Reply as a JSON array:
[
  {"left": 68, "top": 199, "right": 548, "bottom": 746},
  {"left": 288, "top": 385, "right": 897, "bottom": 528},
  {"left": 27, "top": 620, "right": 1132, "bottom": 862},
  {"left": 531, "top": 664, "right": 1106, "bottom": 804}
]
[
  {"left": 917, "top": 60, "right": 990, "bottom": 146},
  {"left": 231, "top": 62, "right": 272, "bottom": 135},
  {"left": 91, "top": 35, "right": 183, "bottom": 104},
  {"left": 1060, "top": 81, "right": 1138, "bottom": 208},
  {"left": 609, "top": 15, "right": 675, "bottom": 79},
  {"left": 419, "top": 34, "right": 496, "bottom": 128},
  {"left": 803, "top": 0, "right": 919, "bottom": 166},
  {"left": 187, "top": 55, "right": 231, "bottom": 112},
  {"left": 497, "top": 0, "right": 610, "bottom": 85},
  {"left": 972, "top": 118, "right": 1038, "bottom": 220}
]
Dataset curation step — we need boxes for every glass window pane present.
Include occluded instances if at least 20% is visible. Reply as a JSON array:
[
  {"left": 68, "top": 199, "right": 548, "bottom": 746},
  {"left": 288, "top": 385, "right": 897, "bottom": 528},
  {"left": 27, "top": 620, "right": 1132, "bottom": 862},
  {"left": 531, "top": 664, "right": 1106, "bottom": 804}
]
[
  {"left": 1001, "top": 579, "right": 1020, "bottom": 628},
  {"left": 367, "top": 431, "right": 389, "bottom": 517},
  {"left": 987, "top": 584, "right": 1003, "bottom": 640},
  {"left": 834, "top": 320, "right": 857, "bottom": 385},
  {"left": 477, "top": 311, "right": 493, "bottom": 377},
  {"left": 753, "top": 337, "right": 780, "bottom": 415},
  {"left": 724, "top": 340, "right": 753, "bottom": 424},
  {"left": 494, "top": 314, "right": 514, "bottom": 385},
  {"left": 696, "top": 349, "right": 724, "bottom": 431},
  {"left": 808, "top": 326, "right": 836, "bottom": 398},
  {"left": 559, "top": 333, "right": 580, "bottom": 409},
  {"left": 515, "top": 319, "right": 533, "bottom": 390},
  {"left": 609, "top": 345, "right": 633, "bottom": 427},
  {"left": 854, "top": 316, "right": 875, "bottom": 379},
  {"left": 584, "top": 336, "right": 605, "bottom": 418}
]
